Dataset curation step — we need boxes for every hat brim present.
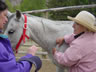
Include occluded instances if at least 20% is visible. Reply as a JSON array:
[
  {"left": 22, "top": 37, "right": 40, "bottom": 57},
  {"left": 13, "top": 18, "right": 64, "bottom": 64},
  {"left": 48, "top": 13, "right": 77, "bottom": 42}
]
[{"left": 67, "top": 16, "right": 96, "bottom": 32}]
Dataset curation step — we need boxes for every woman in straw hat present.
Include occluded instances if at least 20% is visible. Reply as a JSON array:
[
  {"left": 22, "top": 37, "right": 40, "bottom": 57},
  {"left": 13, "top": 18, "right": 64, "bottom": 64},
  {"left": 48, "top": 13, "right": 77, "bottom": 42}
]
[{"left": 52, "top": 10, "right": 96, "bottom": 72}]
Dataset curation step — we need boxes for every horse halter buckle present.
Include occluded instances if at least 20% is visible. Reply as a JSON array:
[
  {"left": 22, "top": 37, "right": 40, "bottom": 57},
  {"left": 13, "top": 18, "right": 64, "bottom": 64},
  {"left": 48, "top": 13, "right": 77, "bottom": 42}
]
[{"left": 23, "top": 23, "right": 28, "bottom": 29}]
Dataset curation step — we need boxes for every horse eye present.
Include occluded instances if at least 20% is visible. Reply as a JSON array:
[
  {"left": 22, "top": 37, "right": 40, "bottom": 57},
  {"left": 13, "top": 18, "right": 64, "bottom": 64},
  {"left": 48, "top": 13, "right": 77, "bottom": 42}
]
[{"left": 8, "top": 29, "right": 15, "bottom": 34}]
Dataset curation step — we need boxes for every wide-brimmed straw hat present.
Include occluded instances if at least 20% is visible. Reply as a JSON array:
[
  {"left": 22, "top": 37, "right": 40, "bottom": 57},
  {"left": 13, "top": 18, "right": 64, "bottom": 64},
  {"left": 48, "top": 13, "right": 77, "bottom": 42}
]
[{"left": 67, "top": 11, "right": 96, "bottom": 32}]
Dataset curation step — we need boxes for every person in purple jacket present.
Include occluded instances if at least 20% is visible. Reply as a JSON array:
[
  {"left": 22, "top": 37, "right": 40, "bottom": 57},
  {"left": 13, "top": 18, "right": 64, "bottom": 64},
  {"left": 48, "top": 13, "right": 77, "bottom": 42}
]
[
  {"left": 0, "top": 1, "right": 42, "bottom": 72},
  {"left": 53, "top": 10, "right": 96, "bottom": 72}
]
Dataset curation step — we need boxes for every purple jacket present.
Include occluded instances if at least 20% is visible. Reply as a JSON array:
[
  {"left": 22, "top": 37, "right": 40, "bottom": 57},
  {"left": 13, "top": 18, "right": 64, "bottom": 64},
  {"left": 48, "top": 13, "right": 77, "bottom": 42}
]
[
  {"left": 0, "top": 35, "right": 42, "bottom": 72},
  {"left": 54, "top": 32, "right": 96, "bottom": 72}
]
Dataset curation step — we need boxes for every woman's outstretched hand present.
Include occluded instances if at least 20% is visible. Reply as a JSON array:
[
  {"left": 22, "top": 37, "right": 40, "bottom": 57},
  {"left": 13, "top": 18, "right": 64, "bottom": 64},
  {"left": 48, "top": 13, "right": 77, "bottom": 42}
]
[
  {"left": 56, "top": 37, "right": 64, "bottom": 47},
  {"left": 27, "top": 45, "right": 38, "bottom": 56}
]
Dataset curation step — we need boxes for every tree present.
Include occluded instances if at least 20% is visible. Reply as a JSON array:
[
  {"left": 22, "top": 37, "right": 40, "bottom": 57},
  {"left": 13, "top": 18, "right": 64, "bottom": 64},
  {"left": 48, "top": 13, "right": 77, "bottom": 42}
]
[
  {"left": 6, "top": 0, "right": 46, "bottom": 16},
  {"left": 47, "top": 0, "right": 96, "bottom": 20}
]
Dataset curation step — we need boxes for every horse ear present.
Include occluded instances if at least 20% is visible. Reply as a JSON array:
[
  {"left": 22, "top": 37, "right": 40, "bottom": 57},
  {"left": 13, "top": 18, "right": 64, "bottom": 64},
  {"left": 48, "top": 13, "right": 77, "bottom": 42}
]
[
  {"left": 7, "top": 11, "right": 12, "bottom": 18},
  {"left": 16, "top": 10, "right": 21, "bottom": 19}
]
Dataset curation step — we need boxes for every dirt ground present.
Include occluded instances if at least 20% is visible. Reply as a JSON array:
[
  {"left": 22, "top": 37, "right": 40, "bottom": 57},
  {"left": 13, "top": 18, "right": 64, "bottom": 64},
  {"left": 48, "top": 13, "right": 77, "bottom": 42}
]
[
  {"left": 31, "top": 60, "right": 56, "bottom": 72},
  {"left": 17, "top": 57, "right": 56, "bottom": 72}
]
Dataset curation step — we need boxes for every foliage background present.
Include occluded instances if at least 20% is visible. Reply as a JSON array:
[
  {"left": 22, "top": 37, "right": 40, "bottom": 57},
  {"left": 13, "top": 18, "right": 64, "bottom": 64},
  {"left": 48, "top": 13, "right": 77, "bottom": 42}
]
[
  {"left": 6, "top": 0, "right": 47, "bottom": 16},
  {"left": 5, "top": 0, "right": 96, "bottom": 20},
  {"left": 47, "top": 0, "right": 96, "bottom": 20}
]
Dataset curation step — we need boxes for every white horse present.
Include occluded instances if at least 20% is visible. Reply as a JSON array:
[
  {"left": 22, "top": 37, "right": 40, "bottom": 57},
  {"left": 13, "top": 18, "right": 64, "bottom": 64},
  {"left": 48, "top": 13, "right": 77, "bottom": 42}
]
[{"left": 4, "top": 10, "right": 73, "bottom": 72}]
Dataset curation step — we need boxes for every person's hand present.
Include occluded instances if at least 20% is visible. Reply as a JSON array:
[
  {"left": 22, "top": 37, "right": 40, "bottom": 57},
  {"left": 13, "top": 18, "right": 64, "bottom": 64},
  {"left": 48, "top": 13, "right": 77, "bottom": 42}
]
[
  {"left": 27, "top": 45, "right": 38, "bottom": 56},
  {"left": 52, "top": 48, "right": 56, "bottom": 55},
  {"left": 56, "top": 37, "right": 64, "bottom": 47}
]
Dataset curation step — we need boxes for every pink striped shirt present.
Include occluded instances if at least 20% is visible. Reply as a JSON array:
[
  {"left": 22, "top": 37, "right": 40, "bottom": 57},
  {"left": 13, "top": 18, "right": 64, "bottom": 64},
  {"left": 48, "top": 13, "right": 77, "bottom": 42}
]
[{"left": 54, "top": 32, "right": 96, "bottom": 72}]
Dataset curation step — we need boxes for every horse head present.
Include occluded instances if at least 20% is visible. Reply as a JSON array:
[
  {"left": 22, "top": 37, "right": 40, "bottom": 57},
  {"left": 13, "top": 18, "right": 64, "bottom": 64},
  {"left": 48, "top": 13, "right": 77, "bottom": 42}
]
[{"left": 5, "top": 10, "right": 29, "bottom": 51}]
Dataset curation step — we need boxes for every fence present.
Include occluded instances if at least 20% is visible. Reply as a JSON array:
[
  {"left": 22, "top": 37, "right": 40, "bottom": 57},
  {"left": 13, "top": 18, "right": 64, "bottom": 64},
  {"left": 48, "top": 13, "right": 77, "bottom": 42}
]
[
  {"left": 16, "top": 40, "right": 49, "bottom": 60},
  {"left": 21, "top": 4, "right": 96, "bottom": 19},
  {"left": 16, "top": 51, "right": 49, "bottom": 60},
  {"left": 22, "top": 4, "right": 96, "bottom": 14}
]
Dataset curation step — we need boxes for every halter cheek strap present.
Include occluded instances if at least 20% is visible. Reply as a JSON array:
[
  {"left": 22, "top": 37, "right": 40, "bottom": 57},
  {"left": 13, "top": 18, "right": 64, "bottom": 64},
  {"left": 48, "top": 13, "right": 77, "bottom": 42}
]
[{"left": 15, "top": 14, "right": 29, "bottom": 53}]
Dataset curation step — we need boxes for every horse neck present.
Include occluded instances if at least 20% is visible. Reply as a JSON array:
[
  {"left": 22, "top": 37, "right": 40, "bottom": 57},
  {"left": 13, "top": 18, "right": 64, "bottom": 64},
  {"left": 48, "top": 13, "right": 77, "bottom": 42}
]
[{"left": 27, "top": 16, "right": 57, "bottom": 51}]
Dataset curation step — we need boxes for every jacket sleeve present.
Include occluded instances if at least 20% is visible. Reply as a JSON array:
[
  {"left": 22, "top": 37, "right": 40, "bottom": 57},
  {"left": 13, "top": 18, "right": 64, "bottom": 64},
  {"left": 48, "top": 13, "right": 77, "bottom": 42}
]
[
  {"left": 54, "top": 42, "right": 82, "bottom": 67},
  {"left": 64, "top": 34, "right": 75, "bottom": 44},
  {"left": 0, "top": 43, "right": 34, "bottom": 72},
  {"left": 17, "top": 54, "right": 42, "bottom": 72}
]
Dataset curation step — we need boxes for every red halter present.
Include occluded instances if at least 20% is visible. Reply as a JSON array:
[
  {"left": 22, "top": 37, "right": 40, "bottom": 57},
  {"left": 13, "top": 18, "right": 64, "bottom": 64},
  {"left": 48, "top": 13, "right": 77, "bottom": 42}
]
[{"left": 15, "top": 14, "right": 29, "bottom": 53}]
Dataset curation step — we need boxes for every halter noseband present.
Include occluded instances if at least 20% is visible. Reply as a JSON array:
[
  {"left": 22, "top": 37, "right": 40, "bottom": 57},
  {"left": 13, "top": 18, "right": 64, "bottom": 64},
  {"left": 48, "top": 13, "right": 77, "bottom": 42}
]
[{"left": 15, "top": 14, "right": 29, "bottom": 53}]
